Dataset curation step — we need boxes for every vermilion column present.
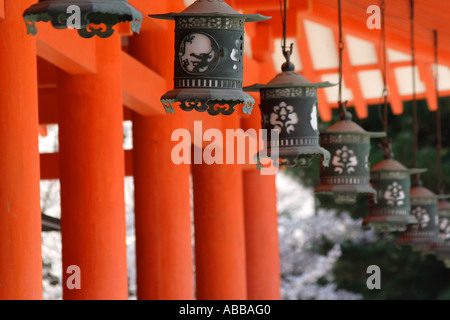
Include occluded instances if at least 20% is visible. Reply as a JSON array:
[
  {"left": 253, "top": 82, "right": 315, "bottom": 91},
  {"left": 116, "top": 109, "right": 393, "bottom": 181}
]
[
  {"left": 58, "top": 35, "right": 128, "bottom": 300},
  {"left": 241, "top": 109, "right": 281, "bottom": 300},
  {"left": 243, "top": 170, "right": 281, "bottom": 299},
  {"left": 128, "top": 30, "right": 194, "bottom": 300},
  {"left": 192, "top": 115, "right": 247, "bottom": 300},
  {"left": 0, "top": 0, "right": 42, "bottom": 299}
]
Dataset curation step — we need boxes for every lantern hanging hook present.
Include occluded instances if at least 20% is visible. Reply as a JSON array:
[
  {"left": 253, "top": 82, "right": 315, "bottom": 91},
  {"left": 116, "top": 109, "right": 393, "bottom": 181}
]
[
  {"left": 339, "top": 101, "right": 352, "bottom": 121},
  {"left": 279, "top": 0, "right": 295, "bottom": 71}
]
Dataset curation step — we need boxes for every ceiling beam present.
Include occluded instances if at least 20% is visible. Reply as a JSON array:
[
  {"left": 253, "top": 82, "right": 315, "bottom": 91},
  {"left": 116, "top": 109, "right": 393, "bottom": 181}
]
[
  {"left": 38, "top": 52, "right": 167, "bottom": 124},
  {"left": 38, "top": 88, "right": 58, "bottom": 124},
  {"left": 35, "top": 24, "right": 97, "bottom": 75},
  {"left": 303, "top": 2, "right": 450, "bottom": 67},
  {"left": 121, "top": 51, "right": 166, "bottom": 116}
]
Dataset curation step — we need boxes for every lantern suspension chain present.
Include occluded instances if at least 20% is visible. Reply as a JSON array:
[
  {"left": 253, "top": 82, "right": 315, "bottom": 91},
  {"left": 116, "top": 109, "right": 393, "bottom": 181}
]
[
  {"left": 410, "top": 0, "right": 420, "bottom": 185},
  {"left": 337, "top": 0, "right": 351, "bottom": 120},
  {"left": 279, "top": 0, "right": 294, "bottom": 71},
  {"left": 434, "top": 30, "right": 443, "bottom": 194},
  {"left": 338, "top": 0, "right": 344, "bottom": 106},
  {"left": 379, "top": 0, "right": 391, "bottom": 156}
]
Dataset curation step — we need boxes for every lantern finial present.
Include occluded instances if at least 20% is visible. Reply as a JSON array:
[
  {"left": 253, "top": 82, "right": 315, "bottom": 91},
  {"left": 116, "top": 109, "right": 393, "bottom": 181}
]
[{"left": 338, "top": 101, "right": 352, "bottom": 121}]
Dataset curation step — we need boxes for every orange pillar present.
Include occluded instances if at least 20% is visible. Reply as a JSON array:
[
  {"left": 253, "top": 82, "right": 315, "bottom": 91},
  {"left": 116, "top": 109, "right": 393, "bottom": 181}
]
[
  {"left": 241, "top": 107, "right": 281, "bottom": 300},
  {"left": 128, "top": 30, "right": 194, "bottom": 300},
  {"left": 192, "top": 115, "right": 247, "bottom": 300},
  {"left": 58, "top": 35, "right": 128, "bottom": 300},
  {"left": 0, "top": 0, "right": 42, "bottom": 299},
  {"left": 243, "top": 171, "right": 281, "bottom": 299}
]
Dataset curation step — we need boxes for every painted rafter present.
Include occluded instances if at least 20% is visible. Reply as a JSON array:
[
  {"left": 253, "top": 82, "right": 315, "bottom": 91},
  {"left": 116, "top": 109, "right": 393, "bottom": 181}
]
[
  {"left": 332, "top": 29, "right": 368, "bottom": 119},
  {"left": 297, "top": 14, "right": 332, "bottom": 122},
  {"left": 417, "top": 62, "right": 438, "bottom": 111},
  {"left": 374, "top": 42, "right": 404, "bottom": 115},
  {"left": 302, "top": 1, "right": 450, "bottom": 67}
]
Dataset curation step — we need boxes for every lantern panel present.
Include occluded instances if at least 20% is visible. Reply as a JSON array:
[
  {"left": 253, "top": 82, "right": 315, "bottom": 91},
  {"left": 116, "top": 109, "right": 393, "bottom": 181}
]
[
  {"left": 397, "top": 185, "right": 440, "bottom": 252},
  {"left": 244, "top": 68, "right": 334, "bottom": 169},
  {"left": 315, "top": 115, "right": 385, "bottom": 205},
  {"left": 430, "top": 199, "right": 450, "bottom": 264},
  {"left": 363, "top": 158, "right": 424, "bottom": 232},
  {"left": 257, "top": 86, "right": 330, "bottom": 168},
  {"left": 150, "top": 0, "right": 270, "bottom": 116}
]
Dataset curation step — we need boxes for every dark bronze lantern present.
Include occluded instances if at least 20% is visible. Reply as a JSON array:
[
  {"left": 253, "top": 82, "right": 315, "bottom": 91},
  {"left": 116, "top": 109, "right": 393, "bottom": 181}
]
[
  {"left": 431, "top": 197, "right": 450, "bottom": 267},
  {"left": 314, "top": 105, "right": 386, "bottom": 204},
  {"left": 244, "top": 62, "right": 334, "bottom": 168},
  {"left": 149, "top": 0, "right": 270, "bottom": 116},
  {"left": 396, "top": 179, "right": 440, "bottom": 252},
  {"left": 362, "top": 146, "right": 425, "bottom": 232},
  {"left": 23, "top": 0, "right": 142, "bottom": 38}
]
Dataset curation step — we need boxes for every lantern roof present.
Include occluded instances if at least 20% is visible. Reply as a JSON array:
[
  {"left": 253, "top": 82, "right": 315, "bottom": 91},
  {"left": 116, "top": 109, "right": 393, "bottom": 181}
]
[
  {"left": 371, "top": 158, "right": 426, "bottom": 174},
  {"left": 439, "top": 199, "right": 450, "bottom": 214},
  {"left": 410, "top": 185, "right": 437, "bottom": 198},
  {"left": 149, "top": 0, "right": 270, "bottom": 22},
  {"left": 244, "top": 71, "right": 334, "bottom": 91},
  {"left": 322, "top": 119, "right": 386, "bottom": 138}
]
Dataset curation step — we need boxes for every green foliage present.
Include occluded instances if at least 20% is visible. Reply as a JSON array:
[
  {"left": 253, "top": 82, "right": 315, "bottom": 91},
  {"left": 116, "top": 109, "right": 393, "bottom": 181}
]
[
  {"left": 286, "top": 97, "right": 450, "bottom": 299},
  {"left": 333, "top": 239, "right": 450, "bottom": 300}
]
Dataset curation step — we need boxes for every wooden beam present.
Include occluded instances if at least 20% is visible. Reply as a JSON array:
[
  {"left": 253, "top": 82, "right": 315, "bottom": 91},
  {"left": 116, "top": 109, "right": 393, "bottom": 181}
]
[
  {"left": 121, "top": 51, "right": 166, "bottom": 116},
  {"left": 36, "top": 24, "right": 97, "bottom": 75},
  {"left": 304, "top": 1, "right": 450, "bottom": 67},
  {"left": 40, "top": 150, "right": 134, "bottom": 180},
  {"left": 316, "top": 61, "right": 415, "bottom": 75},
  {"left": 38, "top": 88, "right": 58, "bottom": 124},
  {"left": 130, "top": 0, "right": 184, "bottom": 31},
  {"left": 0, "top": 0, "right": 4, "bottom": 19},
  {"left": 233, "top": 0, "right": 284, "bottom": 11},
  {"left": 40, "top": 153, "right": 60, "bottom": 181},
  {"left": 417, "top": 62, "right": 438, "bottom": 111},
  {"left": 297, "top": 14, "right": 332, "bottom": 122},
  {"left": 38, "top": 52, "right": 167, "bottom": 124},
  {"left": 333, "top": 30, "right": 368, "bottom": 119},
  {"left": 251, "top": 22, "right": 274, "bottom": 63}
]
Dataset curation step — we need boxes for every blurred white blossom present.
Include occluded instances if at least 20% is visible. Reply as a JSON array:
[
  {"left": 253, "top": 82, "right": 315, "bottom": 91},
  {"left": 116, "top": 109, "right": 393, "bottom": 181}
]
[
  {"left": 39, "top": 123, "right": 371, "bottom": 300},
  {"left": 276, "top": 173, "right": 372, "bottom": 300}
]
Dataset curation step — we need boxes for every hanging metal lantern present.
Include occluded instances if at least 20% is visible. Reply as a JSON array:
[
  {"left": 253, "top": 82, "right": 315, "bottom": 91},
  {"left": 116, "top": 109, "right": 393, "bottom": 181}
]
[
  {"left": 23, "top": 0, "right": 142, "bottom": 38},
  {"left": 362, "top": 146, "right": 425, "bottom": 232},
  {"left": 243, "top": 62, "right": 334, "bottom": 168},
  {"left": 431, "top": 197, "right": 450, "bottom": 266},
  {"left": 149, "top": 0, "right": 269, "bottom": 116},
  {"left": 314, "top": 104, "right": 385, "bottom": 204},
  {"left": 396, "top": 179, "right": 440, "bottom": 252}
]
